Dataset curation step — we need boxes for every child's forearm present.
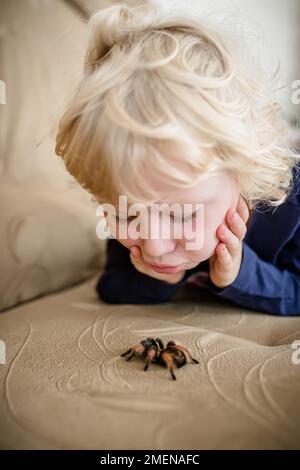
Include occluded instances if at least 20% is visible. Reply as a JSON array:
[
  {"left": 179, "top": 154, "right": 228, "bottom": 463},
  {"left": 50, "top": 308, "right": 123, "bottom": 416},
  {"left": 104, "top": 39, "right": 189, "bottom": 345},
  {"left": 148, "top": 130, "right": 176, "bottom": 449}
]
[{"left": 208, "top": 242, "right": 300, "bottom": 316}]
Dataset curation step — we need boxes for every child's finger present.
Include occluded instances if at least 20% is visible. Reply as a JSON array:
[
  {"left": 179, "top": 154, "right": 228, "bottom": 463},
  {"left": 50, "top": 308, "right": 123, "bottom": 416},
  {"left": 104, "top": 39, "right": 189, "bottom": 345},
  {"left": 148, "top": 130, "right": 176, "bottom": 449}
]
[
  {"left": 130, "top": 246, "right": 143, "bottom": 267},
  {"left": 218, "top": 224, "right": 240, "bottom": 256},
  {"left": 226, "top": 209, "right": 247, "bottom": 241},
  {"left": 216, "top": 243, "right": 232, "bottom": 266},
  {"left": 236, "top": 194, "right": 250, "bottom": 223},
  {"left": 130, "top": 246, "right": 140, "bottom": 258}
]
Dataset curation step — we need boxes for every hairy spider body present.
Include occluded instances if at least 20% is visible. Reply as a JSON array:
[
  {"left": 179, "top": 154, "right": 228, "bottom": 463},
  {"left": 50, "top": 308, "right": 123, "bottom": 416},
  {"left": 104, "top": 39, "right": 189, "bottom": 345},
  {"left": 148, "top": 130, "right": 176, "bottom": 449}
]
[
  {"left": 156, "top": 347, "right": 187, "bottom": 369},
  {"left": 120, "top": 337, "right": 160, "bottom": 369},
  {"left": 120, "top": 337, "right": 199, "bottom": 380}
]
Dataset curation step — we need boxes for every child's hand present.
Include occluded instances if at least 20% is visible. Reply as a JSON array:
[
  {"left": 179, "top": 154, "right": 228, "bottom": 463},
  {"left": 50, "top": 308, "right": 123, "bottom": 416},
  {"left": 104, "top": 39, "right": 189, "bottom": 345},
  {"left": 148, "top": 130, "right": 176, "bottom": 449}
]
[
  {"left": 129, "top": 246, "right": 186, "bottom": 284},
  {"left": 209, "top": 194, "right": 250, "bottom": 288}
]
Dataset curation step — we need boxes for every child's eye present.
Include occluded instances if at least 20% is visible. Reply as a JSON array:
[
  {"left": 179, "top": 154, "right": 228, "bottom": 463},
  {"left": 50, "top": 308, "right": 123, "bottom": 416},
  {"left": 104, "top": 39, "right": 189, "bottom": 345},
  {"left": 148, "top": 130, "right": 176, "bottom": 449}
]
[
  {"left": 172, "top": 211, "right": 198, "bottom": 223},
  {"left": 115, "top": 212, "right": 198, "bottom": 224},
  {"left": 115, "top": 216, "right": 136, "bottom": 224}
]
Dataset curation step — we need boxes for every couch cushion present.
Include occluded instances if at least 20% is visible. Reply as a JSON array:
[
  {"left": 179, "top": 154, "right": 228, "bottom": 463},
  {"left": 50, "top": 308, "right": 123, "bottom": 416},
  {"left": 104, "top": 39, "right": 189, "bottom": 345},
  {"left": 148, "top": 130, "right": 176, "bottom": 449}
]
[
  {"left": 0, "top": 183, "right": 107, "bottom": 311},
  {"left": 0, "top": 0, "right": 107, "bottom": 310},
  {"left": 0, "top": 275, "right": 299, "bottom": 449}
]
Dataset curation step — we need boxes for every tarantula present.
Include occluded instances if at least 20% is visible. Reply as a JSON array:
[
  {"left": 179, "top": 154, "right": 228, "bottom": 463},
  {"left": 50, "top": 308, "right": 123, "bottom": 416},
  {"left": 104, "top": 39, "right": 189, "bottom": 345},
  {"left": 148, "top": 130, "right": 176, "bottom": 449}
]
[{"left": 120, "top": 337, "right": 199, "bottom": 380}]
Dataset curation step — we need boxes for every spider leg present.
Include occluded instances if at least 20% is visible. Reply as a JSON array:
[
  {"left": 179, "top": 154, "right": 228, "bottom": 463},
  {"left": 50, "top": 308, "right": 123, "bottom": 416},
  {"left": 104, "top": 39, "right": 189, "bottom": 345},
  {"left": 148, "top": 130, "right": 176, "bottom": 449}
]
[
  {"left": 162, "top": 352, "right": 177, "bottom": 380},
  {"left": 120, "top": 348, "right": 133, "bottom": 357},
  {"left": 174, "top": 344, "right": 199, "bottom": 364},
  {"left": 155, "top": 338, "right": 164, "bottom": 351},
  {"left": 143, "top": 347, "right": 158, "bottom": 371},
  {"left": 121, "top": 342, "right": 145, "bottom": 360},
  {"left": 125, "top": 351, "right": 136, "bottom": 361}
]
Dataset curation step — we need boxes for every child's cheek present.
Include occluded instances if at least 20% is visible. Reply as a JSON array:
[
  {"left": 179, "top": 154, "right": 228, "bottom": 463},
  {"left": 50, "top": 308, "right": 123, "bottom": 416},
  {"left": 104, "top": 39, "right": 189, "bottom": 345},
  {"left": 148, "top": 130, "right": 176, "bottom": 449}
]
[
  {"left": 115, "top": 223, "right": 130, "bottom": 244},
  {"left": 106, "top": 218, "right": 130, "bottom": 244},
  {"left": 181, "top": 219, "right": 216, "bottom": 256},
  {"left": 117, "top": 222, "right": 144, "bottom": 248}
]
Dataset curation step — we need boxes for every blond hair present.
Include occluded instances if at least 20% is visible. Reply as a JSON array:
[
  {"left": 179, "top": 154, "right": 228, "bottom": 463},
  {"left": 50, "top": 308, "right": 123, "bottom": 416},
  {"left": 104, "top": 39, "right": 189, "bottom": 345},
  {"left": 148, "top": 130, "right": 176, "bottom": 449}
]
[{"left": 55, "top": 2, "right": 300, "bottom": 210}]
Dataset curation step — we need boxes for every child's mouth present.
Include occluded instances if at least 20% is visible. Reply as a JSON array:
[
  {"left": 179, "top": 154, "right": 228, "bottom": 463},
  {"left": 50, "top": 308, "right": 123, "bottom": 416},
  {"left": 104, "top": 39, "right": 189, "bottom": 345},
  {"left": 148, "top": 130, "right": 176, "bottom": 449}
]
[{"left": 149, "top": 264, "right": 182, "bottom": 274}]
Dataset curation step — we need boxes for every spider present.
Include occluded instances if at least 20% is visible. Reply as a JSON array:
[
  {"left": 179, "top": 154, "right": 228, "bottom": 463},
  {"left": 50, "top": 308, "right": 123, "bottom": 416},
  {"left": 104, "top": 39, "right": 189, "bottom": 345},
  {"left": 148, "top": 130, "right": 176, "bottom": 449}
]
[{"left": 120, "top": 337, "right": 199, "bottom": 380}]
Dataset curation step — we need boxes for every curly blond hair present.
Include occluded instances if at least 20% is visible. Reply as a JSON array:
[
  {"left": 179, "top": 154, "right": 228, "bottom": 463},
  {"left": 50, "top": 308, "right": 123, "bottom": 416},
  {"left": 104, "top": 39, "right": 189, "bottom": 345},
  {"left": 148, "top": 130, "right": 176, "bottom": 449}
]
[{"left": 55, "top": 2, "right": 300, "bottom": 210}]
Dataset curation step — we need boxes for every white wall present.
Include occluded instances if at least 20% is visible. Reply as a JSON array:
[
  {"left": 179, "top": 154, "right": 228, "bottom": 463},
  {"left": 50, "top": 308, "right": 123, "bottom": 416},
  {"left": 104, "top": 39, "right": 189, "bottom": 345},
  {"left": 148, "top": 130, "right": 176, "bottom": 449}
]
[{"left": 153, "top": 0, "right": 300, "bottom": 121}]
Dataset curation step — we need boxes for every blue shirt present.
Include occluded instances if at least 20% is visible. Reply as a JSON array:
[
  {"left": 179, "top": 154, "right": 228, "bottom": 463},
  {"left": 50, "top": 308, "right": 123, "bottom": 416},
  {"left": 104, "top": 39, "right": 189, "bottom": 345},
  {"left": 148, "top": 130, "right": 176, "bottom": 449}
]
[{"left": 96, "top": 163, "right": 300, "bottom": 315}]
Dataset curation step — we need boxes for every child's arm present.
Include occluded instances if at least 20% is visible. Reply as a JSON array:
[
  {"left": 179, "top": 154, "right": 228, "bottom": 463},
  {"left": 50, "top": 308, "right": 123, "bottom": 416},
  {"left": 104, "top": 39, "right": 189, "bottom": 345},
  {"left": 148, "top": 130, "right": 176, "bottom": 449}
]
[
  {"left": 208, "top": 236, "right": 300, "bottom": 315},
  {"left": 96, "top": 238, "right": 203, "bottom": 304}
]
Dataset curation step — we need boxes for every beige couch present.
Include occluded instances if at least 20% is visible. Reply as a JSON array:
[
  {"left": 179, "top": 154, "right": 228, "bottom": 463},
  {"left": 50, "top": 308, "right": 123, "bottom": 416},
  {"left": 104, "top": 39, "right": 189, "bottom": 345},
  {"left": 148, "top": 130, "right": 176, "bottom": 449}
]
[{"left": 0, "top": 0, "right": 300, "bottom": 450}]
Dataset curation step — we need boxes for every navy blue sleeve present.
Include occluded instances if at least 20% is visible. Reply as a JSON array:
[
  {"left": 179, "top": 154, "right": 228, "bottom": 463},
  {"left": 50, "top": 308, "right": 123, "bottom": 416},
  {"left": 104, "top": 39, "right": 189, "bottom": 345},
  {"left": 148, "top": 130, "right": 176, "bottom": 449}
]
[
  {"left": 207, "top": 164, "right": 300, "bottom": 316},
  {"left": 208, "top": 237, "right": 300, "bottom": 316},
  {"left": 95, "top": 238, "right": 205, "bottom": 304}
]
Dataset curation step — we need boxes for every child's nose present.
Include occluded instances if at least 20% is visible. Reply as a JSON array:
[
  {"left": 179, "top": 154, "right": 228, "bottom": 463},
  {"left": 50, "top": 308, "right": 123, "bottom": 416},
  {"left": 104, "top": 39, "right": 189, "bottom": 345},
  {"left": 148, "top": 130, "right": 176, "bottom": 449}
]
[
  {"left": 137, "top": 212, "right": 178, "bottom": 257},
  {"left": 142, "top": 237, "right": 177, "bottom": 259}
]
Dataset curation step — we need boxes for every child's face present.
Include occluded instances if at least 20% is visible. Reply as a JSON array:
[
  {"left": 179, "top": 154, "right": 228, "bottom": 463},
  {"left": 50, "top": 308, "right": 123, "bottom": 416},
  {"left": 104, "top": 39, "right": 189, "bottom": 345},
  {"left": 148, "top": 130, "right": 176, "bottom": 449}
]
[{"left": 109, "top": 171, "right": 241, "bottom": 273}]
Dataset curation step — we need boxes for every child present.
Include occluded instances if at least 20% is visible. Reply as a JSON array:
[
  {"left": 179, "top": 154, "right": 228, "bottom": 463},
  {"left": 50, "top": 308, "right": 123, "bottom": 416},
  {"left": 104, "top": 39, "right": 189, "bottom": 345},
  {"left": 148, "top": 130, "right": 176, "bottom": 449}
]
[{"left": 55, "top": 3, "right": 300, "bottom": 315}]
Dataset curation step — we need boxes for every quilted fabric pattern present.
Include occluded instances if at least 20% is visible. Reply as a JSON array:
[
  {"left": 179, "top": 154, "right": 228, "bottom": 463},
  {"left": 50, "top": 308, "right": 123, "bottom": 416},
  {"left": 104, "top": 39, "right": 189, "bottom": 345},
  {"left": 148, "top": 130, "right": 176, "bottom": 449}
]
[{"left": 0, "top": 275, "right": 299, "bottom": 449}]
